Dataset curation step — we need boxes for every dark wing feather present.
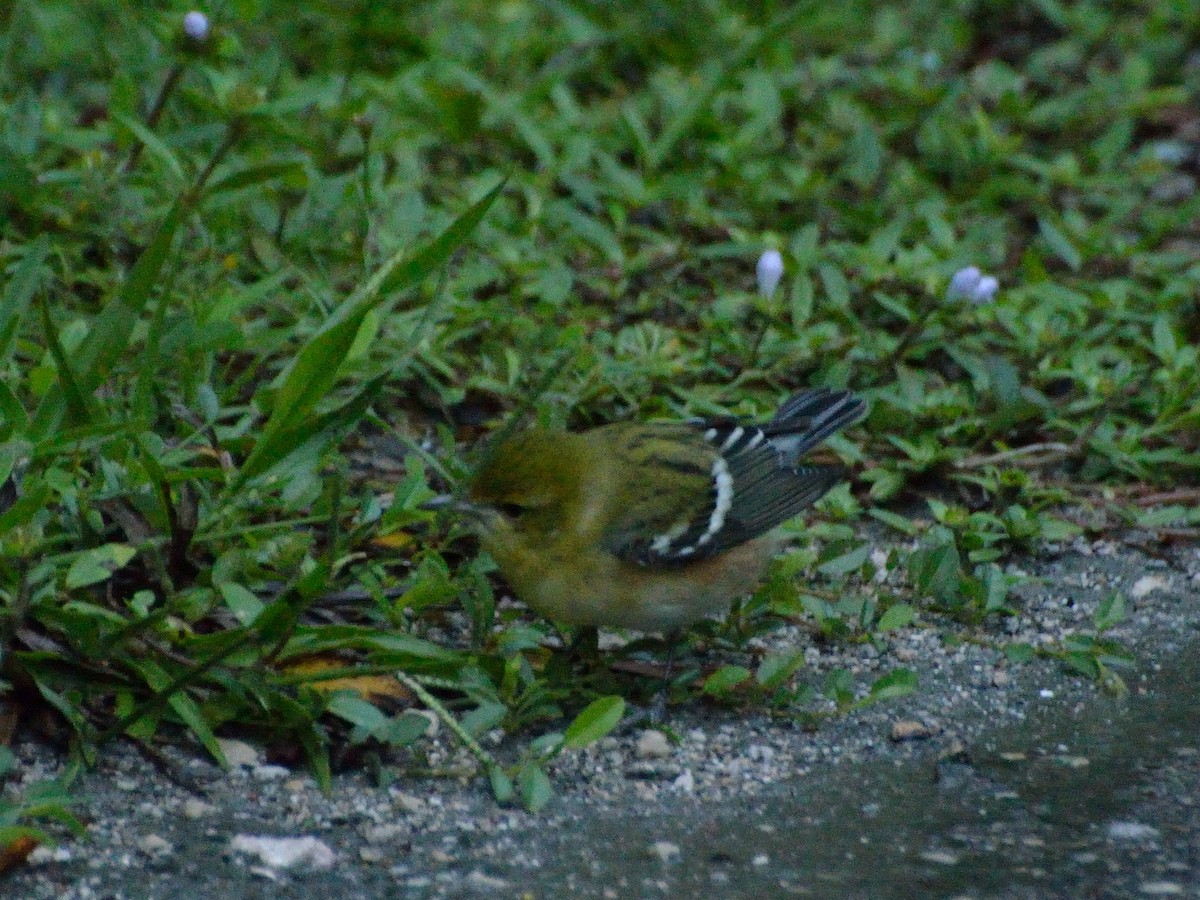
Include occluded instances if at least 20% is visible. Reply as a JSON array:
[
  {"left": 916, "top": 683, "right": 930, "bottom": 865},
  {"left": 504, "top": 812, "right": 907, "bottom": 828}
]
[{"left": 603, "top": 388, "right": 865, "bottom": 568}]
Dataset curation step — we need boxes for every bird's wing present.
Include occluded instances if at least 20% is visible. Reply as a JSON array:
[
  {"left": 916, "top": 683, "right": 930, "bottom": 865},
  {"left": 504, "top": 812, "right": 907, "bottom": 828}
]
[{"left": 599, "top": 388, "right": 863, "bottom": 568}]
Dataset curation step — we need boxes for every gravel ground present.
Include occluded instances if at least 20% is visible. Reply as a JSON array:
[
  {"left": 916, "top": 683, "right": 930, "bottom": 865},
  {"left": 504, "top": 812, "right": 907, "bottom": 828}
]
[{"left": 4, "top": 535, "right": 1199, "bottom": 899}]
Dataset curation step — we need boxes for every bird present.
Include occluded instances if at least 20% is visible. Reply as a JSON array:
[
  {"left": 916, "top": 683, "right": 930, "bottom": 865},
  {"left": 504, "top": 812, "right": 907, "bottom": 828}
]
[{"left": 439, "top": 388, "right": 865, "bottom": 633}]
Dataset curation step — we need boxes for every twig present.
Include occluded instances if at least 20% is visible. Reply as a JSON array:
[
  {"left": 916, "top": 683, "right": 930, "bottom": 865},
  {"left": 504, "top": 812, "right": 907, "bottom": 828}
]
[{"left": 954, "top": 442, "right": 1073, "bottom": 469}]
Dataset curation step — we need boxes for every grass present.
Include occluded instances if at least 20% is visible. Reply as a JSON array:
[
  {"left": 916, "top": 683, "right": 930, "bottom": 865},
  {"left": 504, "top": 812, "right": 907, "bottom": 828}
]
[{"left": 1, "top": 0, "right": 1198, "bottom": 815}]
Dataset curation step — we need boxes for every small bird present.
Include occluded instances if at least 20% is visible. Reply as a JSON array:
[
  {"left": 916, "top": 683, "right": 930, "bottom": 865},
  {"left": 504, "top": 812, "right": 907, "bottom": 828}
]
[{"left": 445, "top": 388, "right": 865, "bottom": 633}]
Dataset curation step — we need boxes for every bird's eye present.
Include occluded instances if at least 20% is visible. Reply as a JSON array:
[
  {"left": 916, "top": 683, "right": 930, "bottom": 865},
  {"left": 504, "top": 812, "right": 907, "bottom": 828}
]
[{"left": 496, "top": 502, "right": 525, "bottom": 518}]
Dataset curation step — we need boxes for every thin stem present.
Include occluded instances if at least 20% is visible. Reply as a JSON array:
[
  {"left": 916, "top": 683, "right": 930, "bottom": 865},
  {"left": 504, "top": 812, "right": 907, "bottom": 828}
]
[{"left": 122, "top": 63, "right": 185, "bottom": 175}]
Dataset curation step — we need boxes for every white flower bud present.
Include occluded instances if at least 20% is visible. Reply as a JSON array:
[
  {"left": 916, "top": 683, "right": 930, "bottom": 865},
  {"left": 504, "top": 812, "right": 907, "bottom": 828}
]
[
  {"left": 756, "top": 249, "right": 784, "bottom": 299},
  {"left": 946, "top": 266, "right": 982, "bottom": 301},
  {"left": 972, "top": 275, "right": 999, "bottom": 305},
  {"left": 183, "top": 11, "right": 210, "bottom": 41}
]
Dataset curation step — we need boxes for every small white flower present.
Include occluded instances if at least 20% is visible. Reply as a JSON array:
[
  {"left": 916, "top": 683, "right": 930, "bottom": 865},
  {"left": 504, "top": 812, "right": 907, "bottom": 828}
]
[
  {"left": 946, "top": 265, "right": 999, "bottom": 305},
  {"left": 972, "top": 274, "right": 999, "bottom": 305},
  {"left": 756, "top": 249, "right": 784, "bottom": 299},
  {"left": 183, "top": 11, "right": 210, "bottom": 41},
  {"left": 946, "top": 266, "right": 982, "bottom": 301}
]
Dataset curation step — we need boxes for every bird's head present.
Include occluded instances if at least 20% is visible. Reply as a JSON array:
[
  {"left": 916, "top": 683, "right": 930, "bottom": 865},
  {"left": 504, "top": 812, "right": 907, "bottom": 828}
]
[{"left": 455, "top": 429, "right": 589, "bottom": 546}]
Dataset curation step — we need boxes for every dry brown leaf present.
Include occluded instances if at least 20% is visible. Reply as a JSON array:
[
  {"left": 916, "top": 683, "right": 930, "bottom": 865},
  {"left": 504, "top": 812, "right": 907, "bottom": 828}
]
[
  {"left": 0, "top": 837, "right": 38, "bottom": 875},
  {"left": 282, "top": 655, "right": 413, "bottom": 706}
]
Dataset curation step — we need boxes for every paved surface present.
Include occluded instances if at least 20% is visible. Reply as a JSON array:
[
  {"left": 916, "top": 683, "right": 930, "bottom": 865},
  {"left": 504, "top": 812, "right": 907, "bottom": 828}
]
[{"left": 4, "top": 537, "right": 1198, "bottom": 898}]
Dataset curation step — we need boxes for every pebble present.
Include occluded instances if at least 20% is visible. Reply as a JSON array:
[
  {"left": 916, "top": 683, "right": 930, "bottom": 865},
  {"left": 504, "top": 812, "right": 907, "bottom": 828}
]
[
  {"left": 137, "top": 834, "right": 173, "bottom": 858},
  {"left": 1139, "top": 883, "right": 1184, "bottom": 896},
  {"left": 649, "top": 841, "right": 680, "bottom": 863},
  {"left": 27, "top": 845, "right": 72, "bottom": 865},
  {"left": 635, "top": 730, "right": 672, "bottom": 759},
  {"left": 1131, "top": 575, "right": 1168, "bottom": 599},
  {"left": 183, "top": 799, "right": 214, "bottom": 819},
  {"left": 1108, "top": 822, "right": 1161, "bottom": 842},
  {"left": 252, "top": 764, "right": 291, "bottom": 780},
  {"left": 890, "top": 720, "right": 931, "bottom": 742},
  {"left": 991, "top": 669, "right": 1011, "bottom": 688},
  {"left": 393, "top": 791, "right": 425, "bottom": 813},
  {"left": 216, "top": 738, "right": 260, "bottom": 768},
  {"left": 362, "top": 823, "right": 407, "bottom": 844},
  {"left": 465, "top": 870, "right": 510, "bottom": 891},
  {"left": 229, "top": 835, "right": 336, "bottom": 870},
  {"left": 920, "top": 849, "right": 960, "bottom": 865}
]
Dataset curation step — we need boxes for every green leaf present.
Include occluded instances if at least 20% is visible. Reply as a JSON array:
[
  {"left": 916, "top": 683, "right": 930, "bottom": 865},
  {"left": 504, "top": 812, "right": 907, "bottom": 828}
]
[
  {"left": 702, "top": 665, "right": 752, "bottom": 696},
  {"left": 868, "top": 507, "right": 918, "bottom": 535},
  {"left": 818, "top": 542, "right": 870, "bottom": 577},
  {"left": 875, "top": 603, "right": 915, "bottom": 633},
  {"left": 133, "top": 659, "right": 226, "bottom": 766},
  {"left": 518, "top": 764, "right": 553, "bottom": 813},
  {"left": 562, "top": 696, "right": 625, "bottom": 750},
  {"left": 1094, "top": 593, "right": 1126, "bottom": 632},
  {"left": 1038, "top": 216, "right": 1082, "bottom": 270},
  {"left": 0, "top": 481, "right": 50, "bottom": 535},
  {"left": 218, "top": 582, "right": 265, "bottom": 625},
  {"left": 206, "top": 161, "right": 308, "bottom": 196},
  {"left": 855, "top": 668, "right": 918, "bottom": 707},
  {"left": 231, "top": 179, "right": 505, "bottom": 489},
  {"left": 755, "top": 650, "right": 805, "bottom": 689},
  {"left": 0, "top": 236, "right": 49, "bottom": 365},
  {"left": 65, "top": 543, "right": 137, "bottom": 589},
  {"left": 489, "top": 767, "right": 515, "bottom": 805},
  {"left": 73, "top": 201, "right": 184, "bottom": 394},
  {"left": 38, "top": 297, "right": 93, "bottom": 426}
]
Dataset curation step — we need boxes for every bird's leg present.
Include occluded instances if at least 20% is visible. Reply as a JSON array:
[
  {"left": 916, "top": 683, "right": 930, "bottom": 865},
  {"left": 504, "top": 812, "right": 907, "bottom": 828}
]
[{"left": 648, "top": 629, "right": 684, "bottom": 723}]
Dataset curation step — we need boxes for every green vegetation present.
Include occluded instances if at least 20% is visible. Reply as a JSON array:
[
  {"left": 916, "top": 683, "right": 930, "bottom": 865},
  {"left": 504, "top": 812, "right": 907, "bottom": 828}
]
[{"left": 1, "top": 0, "right": 1197, "bottom": 811}]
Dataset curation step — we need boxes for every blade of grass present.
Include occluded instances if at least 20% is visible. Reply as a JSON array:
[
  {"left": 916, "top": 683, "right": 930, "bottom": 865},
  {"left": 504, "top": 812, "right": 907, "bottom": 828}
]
[
  {"left": 229, "top": 178, "right": 506, "bottom": 490},
  {"left": 37, "top": 296, "right": 93, "bottom": 427},
  {"left": 0, "top": 235, "right": 48, "bottom": 365}
]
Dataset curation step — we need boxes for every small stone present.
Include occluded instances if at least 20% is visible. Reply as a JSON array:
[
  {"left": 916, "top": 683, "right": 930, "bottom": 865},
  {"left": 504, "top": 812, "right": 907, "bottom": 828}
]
[
  {"left": 115, "top": 778, "right": 138, "bottom": 791},
  {"left": 635, "top": 730, "right": 672, "bottom": 759},
  {"left": 1038, "top": 689, "right": 1055, "bottom": 699},
  {"left": 217, "top": 738, "right": 260, "bottom": 768},
  {"left": 991, "top": 669, "right": 1011, "bottom": 688},
  {"left": 1108, "top": 822, "right": 1160, "bottom": 842},
  {"left": 27, "top": 846, "right": 72, "bottom": 865},
  {"left": 393, "top": 792, "right": 425, "bottom": 814},
  {"left": 752, "top": 854, "right": 769, "bottom": 866},
  {"left": 893, "top": 647, "right": 918, "bottom": 662},
  {"left": 362, "top": 823, "right": 407, "bottom": 845},
  {"left": 359, "top": 847, "right": 385, "bottom": 864},
  {"left": 890, "top": 720, "right": 931, "bottom": 743},
  {"left": 920, "top": 849, "right": 960, "bottom": 865},
  {"left": 672, "top": 770, "right": 695, "bottom": 793},
  {"left": 229, "top": 835, "right": 335, "bottom": 870},
  {"left": 183, "top": 799, "right": 214, "bottom": 819},
  {"left": 649, "top": 841, "right": 680, "bottom": 863},
  {"left": 1131, "top": 575, "right": 1168, "bottom": 599},
  {"left": 466, "top": 871, "right": 510, "bottom": 891},
  {"left": 1139, "top": 882, "right": 1184, "bottom": 896},
  {"left": 138, "top": 834, "right": 173, "bottom": 858},
  {"left": 252, "top": 764, "right": 290, "bottom": 780}
]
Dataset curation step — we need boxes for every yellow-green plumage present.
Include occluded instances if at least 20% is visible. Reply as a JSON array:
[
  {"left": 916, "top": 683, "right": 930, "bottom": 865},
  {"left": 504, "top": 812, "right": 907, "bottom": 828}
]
[{"left": 463, "top": 389, "right": 864, "bottom": 632}]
